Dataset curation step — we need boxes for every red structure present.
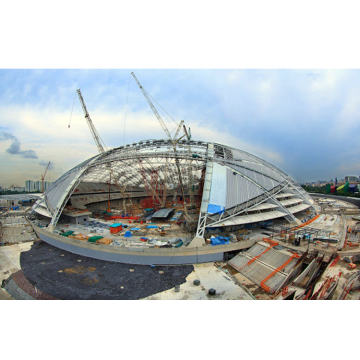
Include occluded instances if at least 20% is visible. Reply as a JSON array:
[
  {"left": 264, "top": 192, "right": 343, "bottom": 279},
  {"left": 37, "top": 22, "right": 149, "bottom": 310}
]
[{"left": 109, "top": 223, "right": 123, "bottom": 234}]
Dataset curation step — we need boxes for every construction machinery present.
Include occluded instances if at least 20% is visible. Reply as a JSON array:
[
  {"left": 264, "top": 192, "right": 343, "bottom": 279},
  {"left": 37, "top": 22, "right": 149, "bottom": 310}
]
[
  {"left": 183, "top": 124, "right": 195, "bottom": 205},
  {"left": 76, "top": 89, "right": 107, "bottom": 154},
  {"left": 41, "top": 161, "right": 51, "bottom": 193},
  {"left": 131, "top": 72, "right": 193, "bottom": 220},
  {"left": 76, "top": 89, "right": 129, "bottom": 214}
]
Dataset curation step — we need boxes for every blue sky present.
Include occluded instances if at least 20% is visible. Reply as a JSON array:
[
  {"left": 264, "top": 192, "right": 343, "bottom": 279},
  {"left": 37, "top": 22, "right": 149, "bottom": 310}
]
[{"left": 1, "top": 69, "right": 360, "bottom": 186}]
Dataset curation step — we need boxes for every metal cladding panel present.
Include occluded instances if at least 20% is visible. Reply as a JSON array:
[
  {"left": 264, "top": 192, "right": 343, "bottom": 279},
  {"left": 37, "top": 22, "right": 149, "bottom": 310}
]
[
  {"left": 239, "top": 161, "right": 284, "bottom": 183},
  {"left": 229, "top": 243, "right": 294, "bottom": 293},
  {"left": 33, "top": 205, "right": 52, "bottom": 218},
  {"left": 240, "top": 260, "right": 274, "bottom": 287},
  {"left": 43, "top": 155, "right": 99, "bottom": 214},
  {"left": 228, "top": 253, "right": 249, "bottom": 271},
  {"left": 208, "top": 162, "right": 227, "bottom": 209},
  {"left": 280, "top": 198, "right": 304, "bottom": 206},
  {"left": 262, "top": 165, "right": 287, "bottom": 183},
  {"left": 239, "top": 167, "right": 279, "bottom": 191},
  {"left": 282, "top": 258, "right": 298, "bottom": 273},
  {"left": 246, "top": 243, "right": 268, "bottom": 257},
  {"left": 200, "top": 150, "right": 213, "bottom": 214},
  {"left": 152, "top": 208, "right": 174, "bottom": 218},
  {"left": 288, "top": 203, "right": 311, "bottom": 214},
  {"left": 261, "top": 166, "right": 286, "bottom": 183},
  {"left": 260, "top": 248, "right": 293, "bottom": 269},
  {"left": 225, "top": 167, "right": 264, "bottom": 208},
  {"left": 231, "top": 148, "right": 261, "bottom": 163},
  {"left": 264, "top": 272, "right": 287, "bottom": 293},
  {"left": 209, "top": 209, "right": 288, "bottom": 227},
  {"left": 242, "top": 162, "right": 266, "bottom": 174},
  {"left": 251, "top": 203, "right": 278, "bottom": 211},
  {"left": 45, "top": 167, "right": 85, "bottom": 213}
]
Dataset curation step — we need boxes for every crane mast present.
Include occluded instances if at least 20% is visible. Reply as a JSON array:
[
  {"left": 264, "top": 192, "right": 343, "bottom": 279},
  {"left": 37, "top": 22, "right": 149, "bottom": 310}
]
[
  {"left": 161, "top": 158, "right": 169, "bottom": 207},
  {"left": 77, "top": 89, "right": 107, "bottom": 154},
  {"left": 131, "top": 72, "right": 193, "bottom": 220},
  {"left": 76, "top": 89, "right": 131, "bottom": 214}
]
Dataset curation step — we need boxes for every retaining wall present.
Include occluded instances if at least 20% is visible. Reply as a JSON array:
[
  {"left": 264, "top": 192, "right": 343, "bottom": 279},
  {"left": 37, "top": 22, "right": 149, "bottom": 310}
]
[{"left": 32, "top": 224, "right": 256, "bottom": 265}]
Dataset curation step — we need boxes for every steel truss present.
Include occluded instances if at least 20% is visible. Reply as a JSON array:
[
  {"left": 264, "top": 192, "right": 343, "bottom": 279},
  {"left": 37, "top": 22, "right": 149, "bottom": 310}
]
[{"left": 39, "top": 139, "right": 314, "bottom": 235}]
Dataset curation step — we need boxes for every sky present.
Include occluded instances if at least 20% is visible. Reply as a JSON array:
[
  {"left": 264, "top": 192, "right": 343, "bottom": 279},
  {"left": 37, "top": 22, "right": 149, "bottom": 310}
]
[
  {"left": 1, "top": 69, "right": 360, "bottom": 187},
  {"left": 1, "top": 0, "right": 360, "bottom": 189}
]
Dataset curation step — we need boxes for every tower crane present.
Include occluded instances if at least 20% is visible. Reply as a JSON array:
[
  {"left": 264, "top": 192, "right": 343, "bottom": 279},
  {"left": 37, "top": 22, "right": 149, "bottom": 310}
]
[
  {"left": 41, "top": 161, "right": 51, "bottom": 193},
  {"left": 131, "top": 72, "right": 193, "bottom": 220},
  {"left": 76, "top": 89, "right": 129, "bottom": 214}
]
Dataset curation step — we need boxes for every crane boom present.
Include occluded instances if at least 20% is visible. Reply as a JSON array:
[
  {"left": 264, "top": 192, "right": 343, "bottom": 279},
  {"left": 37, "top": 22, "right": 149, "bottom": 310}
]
[
  {"left": 77, "top": 89, "right": 107, "bottom": 154},
  {"left": 41, "top": 161, "right": 51, "bottom": 193},
  {"left": 131, "top": 72, "right": 172, "bottom": 141},
  {"left": 76, "top": 89, "right": 133, "bottom": 213},
  {"left": 43, "top": 161, "right": 50, "bottom": 178},
  {"left": 131, "top": 72, "right": 194, "bottom": 220}
]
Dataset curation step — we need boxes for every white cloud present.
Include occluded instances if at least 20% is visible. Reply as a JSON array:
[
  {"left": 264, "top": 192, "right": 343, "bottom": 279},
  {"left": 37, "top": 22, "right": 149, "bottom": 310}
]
[
  {"left": 0, "top": 99, "right": 284, "bottom": 186},
  {"left": 187, "top": 122, "right": 283, "bottom": 165}
]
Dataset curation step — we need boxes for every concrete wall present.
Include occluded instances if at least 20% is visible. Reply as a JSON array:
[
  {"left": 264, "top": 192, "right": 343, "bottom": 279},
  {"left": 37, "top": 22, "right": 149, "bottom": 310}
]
[
  {"left": 32, "top": 224, "right": 255, "bottom": 265},
  {"left": 62, "top": 214, "right": 89, "bottom": 225}
]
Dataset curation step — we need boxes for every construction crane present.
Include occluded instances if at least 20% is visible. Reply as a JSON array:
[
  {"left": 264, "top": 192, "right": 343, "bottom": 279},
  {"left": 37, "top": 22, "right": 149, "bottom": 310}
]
[
  {"left": 41, "top": 161, "right": 51, "bottom": 193},
  {"left": 107, "top": 171, "right": 112, "bottom": 213},
  {"left": 130, "top": 72, "right": 173, "bottom": 140},
  {"left": 160, "top": 158, "right": 169, "bottom": 207},
  {"left": 183, "top": 125, "right": 191, "bottom": 140},
  {"left": 77, "top": 89, "right": 107, "bottom": 154},
  {"left": 183, "top": 124, "right": 195, "bottom": 205},
  {"left": 77, "top": 89, "right": 129, "bottom": 214},
  {"left": 131, "top": 72, "right": 192, "bottom": 219},
  {"left": 138, "top": 159, "right": 162, "bottom": 205}
]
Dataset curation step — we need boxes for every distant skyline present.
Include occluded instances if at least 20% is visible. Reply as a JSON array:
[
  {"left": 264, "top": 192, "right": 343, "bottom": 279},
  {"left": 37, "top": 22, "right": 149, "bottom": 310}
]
[{"left": 1, "top": 69, "right": 360, "bottom": 187}]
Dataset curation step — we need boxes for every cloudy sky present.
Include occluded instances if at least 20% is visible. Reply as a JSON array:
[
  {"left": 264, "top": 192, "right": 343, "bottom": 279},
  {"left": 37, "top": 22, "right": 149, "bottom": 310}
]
[
  {"left": 1, "top": 68, "right": 360, "bottom": 187},
  {"left": 1, "top": 1, "right": 360, "bottom": 188}
]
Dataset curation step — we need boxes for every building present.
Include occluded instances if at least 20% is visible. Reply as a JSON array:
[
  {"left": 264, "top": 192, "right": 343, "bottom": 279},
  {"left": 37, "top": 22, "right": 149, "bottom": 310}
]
[
  {"left": 32, "top": 139, "right": 315, "bottom": 234},
  {"left": 25, "top": 180, "right": 34, "bottom": 192},
  {"left": 345, "top": 175, "right": 359, "bottom": 183},
  {"left": 10, "top": 186, "right": 25, "bottom": 192},
  {"left": 44, "top": 181, "right": 53, "bottom": 191},
  {"left": 34, "top": 181, "right": 42, "bottom": 192},
  {"left": 29, "top": 139, "right": 316, "bottom": 264}
]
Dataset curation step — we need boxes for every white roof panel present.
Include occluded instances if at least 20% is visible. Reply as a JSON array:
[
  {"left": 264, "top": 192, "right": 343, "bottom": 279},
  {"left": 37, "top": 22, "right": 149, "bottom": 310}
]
[{"left": 209, "top": 210, "right": 289, "bottom": 227}]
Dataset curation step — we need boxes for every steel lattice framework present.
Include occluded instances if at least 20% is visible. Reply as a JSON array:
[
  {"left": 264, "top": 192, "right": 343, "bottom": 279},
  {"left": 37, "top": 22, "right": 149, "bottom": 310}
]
[{"left": 32, "top": 139, "right": 315, "bottom": 236}]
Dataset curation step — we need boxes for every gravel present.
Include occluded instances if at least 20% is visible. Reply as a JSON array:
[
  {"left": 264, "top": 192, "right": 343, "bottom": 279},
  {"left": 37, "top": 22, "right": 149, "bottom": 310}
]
[{"left": 20, "top": 241, "right": 194, "bottom": 300}]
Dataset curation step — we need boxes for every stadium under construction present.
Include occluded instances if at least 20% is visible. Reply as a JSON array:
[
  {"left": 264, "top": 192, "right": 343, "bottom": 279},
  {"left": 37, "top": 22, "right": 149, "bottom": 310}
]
[
  {"left": 5, "top": 74, "right": 360, "bottom": 300},
  {"left": 28, "top": 73, "right": 317, "bottom": 265}
]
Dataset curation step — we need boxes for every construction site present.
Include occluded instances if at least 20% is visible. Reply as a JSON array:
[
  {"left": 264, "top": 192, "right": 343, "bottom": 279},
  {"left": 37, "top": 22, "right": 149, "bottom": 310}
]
[
  {"left": 2, "top": 73, "right": 360, "bottom": 300},
  {"left": 2, "top": 193, "right": 360, "bottom": 300}
]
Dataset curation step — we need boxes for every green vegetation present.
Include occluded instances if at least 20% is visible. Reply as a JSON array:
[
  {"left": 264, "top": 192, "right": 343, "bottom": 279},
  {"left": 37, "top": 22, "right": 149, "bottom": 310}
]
[
  {"left": 301, "top": 185, "right": 327, "bottom": 194},
  {"left": 301, "top": 185, "right": 360, "bottom": 198},
  {"left": 0, "top": 190, "right": 41, "bottom": 195}
]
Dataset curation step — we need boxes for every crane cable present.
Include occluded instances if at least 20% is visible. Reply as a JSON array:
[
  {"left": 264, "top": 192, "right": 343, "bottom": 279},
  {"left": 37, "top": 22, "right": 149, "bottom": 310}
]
[
  {"left": 68, "top": 92, "right": 76, "bottom": 128},
  {"left": 143, "top": 88, "right": 181, "bottom": 137}
]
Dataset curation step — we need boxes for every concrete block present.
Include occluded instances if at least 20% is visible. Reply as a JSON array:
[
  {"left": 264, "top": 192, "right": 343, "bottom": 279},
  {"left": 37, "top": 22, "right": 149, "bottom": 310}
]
[{"left": 187, "top": 236, "right": 205, "bottom": 248}]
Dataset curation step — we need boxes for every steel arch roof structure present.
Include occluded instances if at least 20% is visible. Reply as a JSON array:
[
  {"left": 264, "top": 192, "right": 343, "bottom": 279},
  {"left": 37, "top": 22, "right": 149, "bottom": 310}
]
[{"left": 32, "top": 139, "right": 315, "bottom": 236}]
